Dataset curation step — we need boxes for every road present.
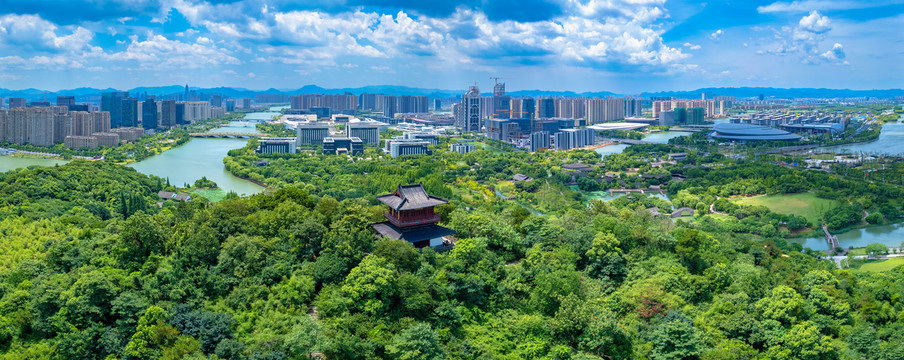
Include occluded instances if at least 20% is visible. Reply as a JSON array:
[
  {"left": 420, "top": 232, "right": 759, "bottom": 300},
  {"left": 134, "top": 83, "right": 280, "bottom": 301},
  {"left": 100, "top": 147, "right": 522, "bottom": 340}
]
[{"left": 826, "top": 250, "right": 903, "bottom": 268}]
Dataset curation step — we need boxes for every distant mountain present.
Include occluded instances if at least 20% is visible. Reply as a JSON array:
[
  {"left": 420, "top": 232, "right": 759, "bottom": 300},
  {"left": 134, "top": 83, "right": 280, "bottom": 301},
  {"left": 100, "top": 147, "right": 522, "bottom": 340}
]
[
  {"left": 642, "top": 87, "right": 904, "bottom": 99},
  {"left": 1, "top": 85, "right": 902, "bottom": 102}
]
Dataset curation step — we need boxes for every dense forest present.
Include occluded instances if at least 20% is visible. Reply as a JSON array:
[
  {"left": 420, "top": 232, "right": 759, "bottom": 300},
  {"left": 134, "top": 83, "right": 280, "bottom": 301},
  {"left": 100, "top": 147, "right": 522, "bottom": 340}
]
[{"left": 1, "top": 137, "right": 904, "bottom": 358}]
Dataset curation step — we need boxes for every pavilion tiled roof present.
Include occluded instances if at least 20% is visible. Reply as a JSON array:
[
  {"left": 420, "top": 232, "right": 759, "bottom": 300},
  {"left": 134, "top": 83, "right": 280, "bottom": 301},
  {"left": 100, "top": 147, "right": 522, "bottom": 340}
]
[{"left": 376, "top": 184, "right": 448, "bottom": 211}]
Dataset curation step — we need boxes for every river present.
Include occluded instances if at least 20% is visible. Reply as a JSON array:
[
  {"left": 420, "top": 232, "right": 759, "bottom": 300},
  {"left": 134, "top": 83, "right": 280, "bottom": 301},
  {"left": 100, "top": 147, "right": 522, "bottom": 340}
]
[
  {"left": 820, "top": 117, "right": 904, "bottom": 155},
  {"left": 0, "top": 112, "right": 270, "bottom": 196}
]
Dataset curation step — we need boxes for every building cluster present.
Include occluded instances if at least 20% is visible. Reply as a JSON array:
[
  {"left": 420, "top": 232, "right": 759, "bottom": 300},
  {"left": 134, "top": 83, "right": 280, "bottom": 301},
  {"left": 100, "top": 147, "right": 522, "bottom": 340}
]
[
  {"left": 452, "top": 84, "right": 644, "bottom": 132},
  {"left": 730, "top": 111, "right": 849, "bottom": 135},
  {"left": 289, "top": 94, "right": 359, "bottom": 117},
  {"left": 651, "top": 98, "right": 727, "bottom": 124},
  {"left": 101, "top": 92, "right": 224, "bottom": 130},
  {"left": 356, "top": 94, "right": 431, "bottom": 118},
  {"left": 0, "top": 106, "right": 138, "bottom": 149}
]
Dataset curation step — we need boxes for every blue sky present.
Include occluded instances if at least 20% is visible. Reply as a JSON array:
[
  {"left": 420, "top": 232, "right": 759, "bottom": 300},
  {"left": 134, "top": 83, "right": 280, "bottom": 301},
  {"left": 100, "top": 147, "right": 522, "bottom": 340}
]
[{"left": 0, "top": 0, "right": 901, "bottom": 93}]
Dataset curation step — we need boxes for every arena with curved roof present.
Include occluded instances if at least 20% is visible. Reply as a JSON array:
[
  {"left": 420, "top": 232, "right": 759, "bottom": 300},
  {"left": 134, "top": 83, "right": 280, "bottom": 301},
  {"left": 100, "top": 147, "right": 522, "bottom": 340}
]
[{"left": 711, "top": 123, "right": 803, "bottom": 141}]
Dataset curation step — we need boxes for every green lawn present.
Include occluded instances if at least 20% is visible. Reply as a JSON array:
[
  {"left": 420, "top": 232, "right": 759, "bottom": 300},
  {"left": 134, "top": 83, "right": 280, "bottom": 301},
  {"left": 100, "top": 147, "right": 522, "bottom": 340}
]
[
  {"left": 734, "top": 193, "right": 838, "bottom": 225},
  {"left": 190, "top": 188, "right": 228, "bottom": 202},
  {"left": 857, "top": 257, "right": 904, "bottom": 272}
]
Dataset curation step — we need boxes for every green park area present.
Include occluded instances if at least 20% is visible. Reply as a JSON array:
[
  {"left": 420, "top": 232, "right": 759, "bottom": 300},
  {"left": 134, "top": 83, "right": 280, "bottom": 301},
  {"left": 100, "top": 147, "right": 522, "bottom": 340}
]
[
  {"left": 189, "top": 188, "right": 230, "bottom": 202},
  {"left": 857, "top": 257, "right": 904, "bottom": 272},
  {"left": 735, "top": 192, "right": 838, "bottom": 225}
]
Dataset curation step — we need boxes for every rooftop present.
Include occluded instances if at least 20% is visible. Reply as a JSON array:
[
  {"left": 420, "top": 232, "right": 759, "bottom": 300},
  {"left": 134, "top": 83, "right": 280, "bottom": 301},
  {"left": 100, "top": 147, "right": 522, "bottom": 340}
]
[{"left": 377, "top": 184, "right": 448, "bottom": 211}]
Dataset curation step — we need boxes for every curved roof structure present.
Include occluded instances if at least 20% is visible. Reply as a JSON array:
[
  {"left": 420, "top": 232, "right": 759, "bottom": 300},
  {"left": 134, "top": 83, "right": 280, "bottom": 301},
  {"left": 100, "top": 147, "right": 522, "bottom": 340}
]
[{"left": 711, "top": 123, "right": 802, "bottom": 141}]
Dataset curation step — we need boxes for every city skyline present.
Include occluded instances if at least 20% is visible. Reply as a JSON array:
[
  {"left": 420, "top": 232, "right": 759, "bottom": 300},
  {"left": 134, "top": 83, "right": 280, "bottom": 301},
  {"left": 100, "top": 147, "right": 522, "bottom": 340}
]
[{"left": 0, "top": 0, "right": 901, "bottom": 93}]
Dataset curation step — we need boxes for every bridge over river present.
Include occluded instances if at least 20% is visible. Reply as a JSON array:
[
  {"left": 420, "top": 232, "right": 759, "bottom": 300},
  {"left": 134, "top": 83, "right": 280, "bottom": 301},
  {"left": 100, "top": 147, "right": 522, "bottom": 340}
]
[{"left": 189, "top": 133, "right": 262, "bottom": 138}]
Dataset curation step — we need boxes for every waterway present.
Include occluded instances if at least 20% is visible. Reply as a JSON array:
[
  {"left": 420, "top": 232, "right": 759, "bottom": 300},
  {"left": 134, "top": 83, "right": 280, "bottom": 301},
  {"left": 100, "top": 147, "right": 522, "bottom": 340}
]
[
  {"left": 0, "top": 113, "right": 269, "bottom": 196},
  {"left": 243, "top": 105, "right": 287, "bottom": 121},
  {"left": 127, "top": 137, "right": 262, "bottom": 195},
  {"left": 792, "top": 223, "right": 904, "bottom": 251},
  {"left": 211, "top": 121, "right": 260, "bottom": 133},
  {"left": 127, "top": 116, "right": 265, "bottom": 195},
  {"left": 594, "top": 130, "right": 692, "bottom": 158},
  {"left": 820, "top": 120, "right": 904, "bottom": 155}
]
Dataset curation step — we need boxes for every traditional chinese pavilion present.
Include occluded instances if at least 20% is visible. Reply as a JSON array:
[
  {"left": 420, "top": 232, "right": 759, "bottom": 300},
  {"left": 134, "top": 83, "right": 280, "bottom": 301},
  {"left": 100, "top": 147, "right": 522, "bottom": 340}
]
[{"left": 371, "top": 184, "right": 455, "bottom": 248}]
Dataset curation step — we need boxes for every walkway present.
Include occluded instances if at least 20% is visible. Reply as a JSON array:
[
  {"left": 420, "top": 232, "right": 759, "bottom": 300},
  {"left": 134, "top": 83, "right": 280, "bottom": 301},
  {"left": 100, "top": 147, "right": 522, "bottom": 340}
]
[
  {"left": 823, "top": 225, "right": 843, "bottom": 254},
  {"left": 671, "top": 207, "right": 695, "bottom": 218}
]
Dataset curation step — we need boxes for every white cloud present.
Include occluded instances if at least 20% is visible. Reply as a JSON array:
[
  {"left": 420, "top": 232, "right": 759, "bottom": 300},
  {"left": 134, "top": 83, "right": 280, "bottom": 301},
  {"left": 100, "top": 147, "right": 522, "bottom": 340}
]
[
  {"left": 0, "top": 14, "right": 94, "bottom": 53},
  {"left": 821, "top": 42, "right": 846, "bottom": 60},
  {"left": 105, "top": 33, "right": 240, "bottom": 69},
  {"left": 710, "top": 29, "right": 723, "bottom": 40},
  {"left": 683, "top": 42, "right": 701, "bottom": 50},
  {"left": 798, "top": 10, "right": 831, "bottom": 33},
  {"left": 758, "top": 0, "right": 902, "bottom": 13},
  {"left": 758, "top": 10, "right": 848, "bottom": 65}
]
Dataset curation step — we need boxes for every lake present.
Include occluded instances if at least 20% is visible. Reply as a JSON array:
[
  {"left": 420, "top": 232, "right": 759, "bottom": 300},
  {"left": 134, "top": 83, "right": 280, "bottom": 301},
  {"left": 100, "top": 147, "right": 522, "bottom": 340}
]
[
  {"left": 595, "top": 130, "right": 692, "bottom": 158},
  {"left": 791, "top": 222, "right": 904, "bottom": 250},
  {"left": 0, "top": 156, "right": 69, "bottom": 173}
]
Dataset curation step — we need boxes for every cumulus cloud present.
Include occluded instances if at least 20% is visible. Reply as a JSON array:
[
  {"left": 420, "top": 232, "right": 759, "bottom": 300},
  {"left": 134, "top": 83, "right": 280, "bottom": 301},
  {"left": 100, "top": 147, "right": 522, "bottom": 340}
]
[
  {"left": 710, "top": 29, "right": 723, "bottom": 40},
  {"left": 759, "top": 10, "right": 848, "bottom": 65},
  {"left": 798, "top": 10, "right": 831, "bottom": 33},
  {"left": 105, "top": 33, "right": 240, "bottom": 69},
  {"left": 0, "top": 14, "right": 95, "bottom": 53},
  {"left": 684, "top": 42, "right": 701, "bottom": 50},
  {"left": 821, "top": 42, "right": 847, "bottom": 62},
  {"left": 160, "top": 0, "right": 692, "bottom": 72}
]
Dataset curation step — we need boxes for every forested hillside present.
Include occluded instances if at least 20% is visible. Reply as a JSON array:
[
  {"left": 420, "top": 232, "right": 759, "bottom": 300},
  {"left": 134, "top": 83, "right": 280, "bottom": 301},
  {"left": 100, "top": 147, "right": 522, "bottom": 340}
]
[{"left": 0, "top": 158, "right": 902, "bottom": 359}]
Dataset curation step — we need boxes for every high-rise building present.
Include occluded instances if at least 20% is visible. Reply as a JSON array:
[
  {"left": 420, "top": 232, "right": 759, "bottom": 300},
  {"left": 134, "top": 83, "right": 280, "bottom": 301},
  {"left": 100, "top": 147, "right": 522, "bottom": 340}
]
[
  {"left": 9, "top": 98, "right": 27, "bottom": 109},
  {"left": 56, "top": 96, "right": 75, "bottom": 108},
  {"left": 142, "top": 98, "right": 158, "bottom": 130},
  {"left": 492, "top": 83, "right": 511, "bottom": 119},
  {"left": 382, "top": 96, "right": 397, "bottom": 118},
  {"left": 101, "top": 92, "right": 129, "bottom": 128},
  {"left": 360, "top": 93, "right": 380, "bottom": 111},
  {"left": 175, "top": 103, "right": 186, "bottom": 125},
  {"left": 686, "top": 107, "right": 705, "bottom": 125},
  {"left": 530, "top": 131, "right": 550, "bottom": 152},
  {"left": 520, "top": 98, "right": 536, "bottom": 119},
  {"left": 182, "top": 101, "right": 212, "bottom": 122},
  {"left": 554, "top": 128, "right": 594, "bottom": 150},
  {"left": 434, "top": 99, "right": 442, "bottom": 111},
  {"left": 538, "top": 98, "right": 555, "bottom": 118},
  {"left": 0, "top": 110, "right": 6, "bottom": 142},
  {"left": 160, "top": 100, "right": 177, "bottom": 128},
  {"left": 624, "top": 98, "right": 643, "bottom": 118},
  {"left": 210, "top": 95, "right": 223, "bottom": 107},
  {"left": 585, "top": 98, "right": 626, "bottom": 124},
  {"left": 24, "top": 107, "right": 55, "bottom": 147},
  {"left": 456, "top": 86, "right": 482, "bottom": 132},
  {"left": 396, "top": 95, "right": 429, "bottom": 113},
  {"left": 92, "top": 111, "right": 111, "bottom": 134}
]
